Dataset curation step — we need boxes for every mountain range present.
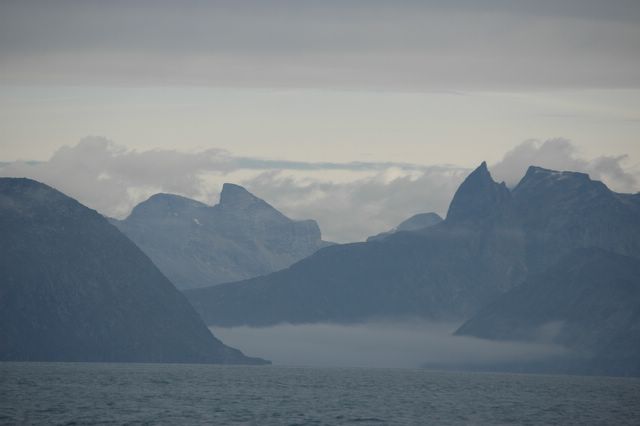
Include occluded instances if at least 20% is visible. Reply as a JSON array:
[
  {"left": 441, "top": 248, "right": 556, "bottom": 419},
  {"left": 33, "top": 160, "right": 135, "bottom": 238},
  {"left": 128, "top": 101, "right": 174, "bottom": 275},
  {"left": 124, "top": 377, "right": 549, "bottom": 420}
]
[
  {"left": 0, "top": 178, "right": 267, "bottom": 364},
  {"left": 184, "top": 163, "right": 640, "bottom": 375},
  {"left": 3, "top": 161, "right": 639, "bottom": 375},
  {"left": 112, "top": 183, "right": 331, "bottom": 289}
]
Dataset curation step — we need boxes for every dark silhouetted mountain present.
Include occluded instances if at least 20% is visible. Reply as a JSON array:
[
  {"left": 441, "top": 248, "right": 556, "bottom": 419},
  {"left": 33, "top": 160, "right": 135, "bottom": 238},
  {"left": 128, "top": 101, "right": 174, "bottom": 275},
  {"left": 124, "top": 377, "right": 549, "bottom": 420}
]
[
  {"left": 185, "top": 162, "right": 640, "bottom": 331},
  {"left": 456, "top": 248, "right": 640, "bottom": 376},
  {"left": 366, "top": 212, "right": 442, "bottom": 242},
  {"left": 446, "top": 161, "right": 511, "bottom": 225},
  {"left": 112, "top": 183, "right": 331, "bottom": 289},
  {"left": 0, "top": 178, "right": 268, "bottom": 364},
  {"left": 510, "top": 166, "right": 640, "bottom": 273},
  {"left": 619, "top": 192, "right": 640, "bottom": 210},
  {"left": 185, "top": 229, "right": 522, "bottom": 326}
]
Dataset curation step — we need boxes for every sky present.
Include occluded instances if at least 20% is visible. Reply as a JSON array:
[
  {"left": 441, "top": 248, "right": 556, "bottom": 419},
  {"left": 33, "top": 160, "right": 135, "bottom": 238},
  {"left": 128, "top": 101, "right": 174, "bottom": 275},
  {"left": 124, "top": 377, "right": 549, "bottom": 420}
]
[{"left": 1, "top": 0, "right": 639, "bottom": 242}]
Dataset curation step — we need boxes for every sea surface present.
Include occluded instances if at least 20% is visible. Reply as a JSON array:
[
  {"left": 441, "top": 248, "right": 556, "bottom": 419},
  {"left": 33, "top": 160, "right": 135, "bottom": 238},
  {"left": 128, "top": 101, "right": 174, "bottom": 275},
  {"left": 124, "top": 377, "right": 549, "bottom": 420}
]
[{"left": 1, "top": 362, "right": 640, "bottom": 425}]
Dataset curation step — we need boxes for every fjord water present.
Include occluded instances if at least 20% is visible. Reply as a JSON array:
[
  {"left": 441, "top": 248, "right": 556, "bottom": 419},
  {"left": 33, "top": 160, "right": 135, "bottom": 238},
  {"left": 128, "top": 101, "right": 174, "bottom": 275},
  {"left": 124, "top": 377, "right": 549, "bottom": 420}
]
[{"left": 2, "top": 363, "right": 639, "bottom": 425}]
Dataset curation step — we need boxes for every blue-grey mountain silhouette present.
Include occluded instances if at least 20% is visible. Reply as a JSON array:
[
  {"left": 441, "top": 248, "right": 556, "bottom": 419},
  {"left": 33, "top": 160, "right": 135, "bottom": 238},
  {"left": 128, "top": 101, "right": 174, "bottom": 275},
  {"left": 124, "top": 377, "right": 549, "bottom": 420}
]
[
  {"left": 456, "top": 248, "right": 640, "bottom": 376},
  {"left": 184, "top": 162, "right": 522, "bottom": 326},
  {"left": 112, "top": 183, "right": 331, "bottom": 289},
  {"left": 0, "top": 178, "right": 268, "bottom": 364},
  {"left": 366, "top": 212, "right": 442, "bottom": 242},
  {"left": 185, "top": 163, "right": 640, "bottom": 335}
]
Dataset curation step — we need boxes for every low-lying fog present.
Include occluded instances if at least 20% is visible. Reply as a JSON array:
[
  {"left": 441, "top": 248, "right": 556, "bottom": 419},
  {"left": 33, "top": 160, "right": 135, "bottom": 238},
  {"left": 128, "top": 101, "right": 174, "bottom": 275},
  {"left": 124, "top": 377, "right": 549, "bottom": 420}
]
[{"left": 211, "top": 321, "right": 567, "bottom": 369}]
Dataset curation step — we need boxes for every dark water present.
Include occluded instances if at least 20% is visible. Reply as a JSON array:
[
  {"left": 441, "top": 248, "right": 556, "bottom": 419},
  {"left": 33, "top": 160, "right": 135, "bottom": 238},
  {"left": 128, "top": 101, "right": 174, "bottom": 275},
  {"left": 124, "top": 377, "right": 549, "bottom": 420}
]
[{"left": 1, "top": 363, "right": 639, "bottom": 425}]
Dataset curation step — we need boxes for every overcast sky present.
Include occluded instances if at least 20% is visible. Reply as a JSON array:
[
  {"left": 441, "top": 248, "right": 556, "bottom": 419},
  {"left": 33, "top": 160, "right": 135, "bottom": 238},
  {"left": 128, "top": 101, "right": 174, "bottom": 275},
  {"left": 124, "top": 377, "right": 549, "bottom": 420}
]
[{"left": 1, "top": 1, "right": 639, "bottom": 241}]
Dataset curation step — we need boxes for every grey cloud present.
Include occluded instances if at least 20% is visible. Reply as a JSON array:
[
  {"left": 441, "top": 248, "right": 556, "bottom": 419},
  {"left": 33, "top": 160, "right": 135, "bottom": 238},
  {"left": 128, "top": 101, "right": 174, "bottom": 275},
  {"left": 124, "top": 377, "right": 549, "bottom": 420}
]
[
  {"left": 491, "top": 138, "right": 639, "bottom": 192},
  {"left": 232, "top": 158, "right": 430, "bottom": 172},
  {"left": 0, "top": 137, "right": 233, "bottom": 217},
  {"left": 241, "top": 168, "right": 466, "bottom": 242},
  {"left": 1, "top": 1, "right": 639, "bottom": 90},
  {"left": 242, "top": 139, "right": 639, "bottom": 242},
  {"left": 210, "top": 321, "right": 567, "bottom": 369},
  {"left": 1, "top": 137, "right": 637, "bottom": 243},
  {"left": 0, "top": 137, "right": 459, "bottom": 239}
]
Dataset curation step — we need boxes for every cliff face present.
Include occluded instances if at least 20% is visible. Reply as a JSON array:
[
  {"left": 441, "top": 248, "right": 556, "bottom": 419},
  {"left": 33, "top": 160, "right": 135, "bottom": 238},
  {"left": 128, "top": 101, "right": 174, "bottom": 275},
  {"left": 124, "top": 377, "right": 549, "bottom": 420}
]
[
  {"left": 445, "top": 161, "right": 511, "bottom": 225},
  {"left": 113, "top": 183, "right": 330, "bottom": 289},
  {"left": 0, "top": 178, "right": 268, "bottom": 364},
  {"left": 510, "top": 166, "right": 640, "bottom": 273}
]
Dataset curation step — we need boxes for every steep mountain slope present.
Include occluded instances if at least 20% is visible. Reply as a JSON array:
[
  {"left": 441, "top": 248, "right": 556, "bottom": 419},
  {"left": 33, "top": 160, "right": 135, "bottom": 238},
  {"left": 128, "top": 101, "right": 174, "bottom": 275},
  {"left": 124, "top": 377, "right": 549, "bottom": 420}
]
[
  {"left": 0, "top": 178, "right": 267, "bottom": 364},
  {"left": 112, "top": 183, "right": 331, "bottom": 289},
  {"left": 445, "top": 161, "right": 511, "bottom": 225},
  {"left": 456, "top": 248, "right": 640, "bottom": 376},
  {"left": 366, "top": 212, "right": 442, "bottom": 242}
]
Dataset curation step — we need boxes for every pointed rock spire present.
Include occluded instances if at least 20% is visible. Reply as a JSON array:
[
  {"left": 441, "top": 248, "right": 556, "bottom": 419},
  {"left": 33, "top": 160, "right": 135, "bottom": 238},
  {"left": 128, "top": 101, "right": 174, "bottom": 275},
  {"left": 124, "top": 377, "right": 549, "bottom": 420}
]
[
  {"left": 446, "top": 161, "right": 510, "bottom": 224},
  {"left": 219, "top": 183, "right": 262, "bottom": 209}
]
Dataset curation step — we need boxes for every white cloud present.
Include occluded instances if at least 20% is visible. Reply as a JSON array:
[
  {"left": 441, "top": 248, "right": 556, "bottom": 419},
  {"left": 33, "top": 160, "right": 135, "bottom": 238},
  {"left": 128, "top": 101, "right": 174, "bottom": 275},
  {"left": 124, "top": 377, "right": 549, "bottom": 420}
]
[
  {"left": 491, "top": 138, "right": 639, "bottom": 192},
  {"left": 241, "top": 167, "right": 465, "bottom": 242},
  {"left": 1, "top": 137, "right": 637, "bottom": 243},
  {"left": 0, "top": 137, "right": 467, "bottom": 241},
  {"left": 0, "top": 137, "right": 234, "bottom": 217}
]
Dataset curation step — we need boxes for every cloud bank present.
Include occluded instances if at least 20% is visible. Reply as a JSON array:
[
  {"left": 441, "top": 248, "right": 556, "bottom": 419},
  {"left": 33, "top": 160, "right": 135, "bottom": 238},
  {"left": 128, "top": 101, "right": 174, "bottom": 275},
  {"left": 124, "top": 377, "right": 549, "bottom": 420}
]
[
  {"left": 210, "top": 321, "right": 567, "bottom": 369},
  {"left": 1, "top": 137, "right": 637, "bottom": 242},
  {"left": 2, "top": 1, "right": 639, "bottom": 90},
  {"left": 491, "top": 138, "right": 639, "bottom": 189}
]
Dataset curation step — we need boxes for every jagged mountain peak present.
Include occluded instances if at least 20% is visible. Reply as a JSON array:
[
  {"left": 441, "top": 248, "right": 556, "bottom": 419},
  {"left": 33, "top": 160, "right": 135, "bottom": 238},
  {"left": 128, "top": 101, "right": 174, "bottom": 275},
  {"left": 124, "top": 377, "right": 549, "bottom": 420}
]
[
  {"left": 218, "top": 183, "right": 264, "bottom": 209},
  {"left": 445, "top": 162, "right": 510, "bottom": 224},
  {"left": 114, "top": 182, "right": 330, "bottom": 289},
  {"left": 513, "top": 165, "right": 611, "bottom": 201}
]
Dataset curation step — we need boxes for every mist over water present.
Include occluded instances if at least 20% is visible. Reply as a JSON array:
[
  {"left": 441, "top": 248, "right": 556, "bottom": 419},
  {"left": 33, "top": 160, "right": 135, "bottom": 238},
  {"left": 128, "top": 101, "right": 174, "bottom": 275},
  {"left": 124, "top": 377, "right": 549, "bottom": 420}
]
[{"left": 211, "top": 321, "right": 567, "bottom": 369}]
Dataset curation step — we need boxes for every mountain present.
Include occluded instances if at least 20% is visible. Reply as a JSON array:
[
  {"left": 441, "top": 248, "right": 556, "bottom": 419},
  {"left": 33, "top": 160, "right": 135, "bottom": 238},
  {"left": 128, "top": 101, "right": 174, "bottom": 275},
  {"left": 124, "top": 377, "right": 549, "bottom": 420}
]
[
  {"left": 366, "top": 212, "right": 442, "bottom": 241},
  {"left": 456, "top": 248, "right": 640, "bottom": 376},
  {"left": 185, "top": 162, "right": 528, "bottom": 326},
  {"left": 112, "top": 183, "right": 331, "bottom": 289},
  {"left": 0, "top": 178, "right": 267, "bottom": 364},
  {"left": 445, "top": 161, "right": 511, "bottom": 225},
  {"left": 509, "top": 166, "right": 640, "bottom": 273},
  {"left": 184, "top": 162, "right": 640, "bottom": 329}
]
